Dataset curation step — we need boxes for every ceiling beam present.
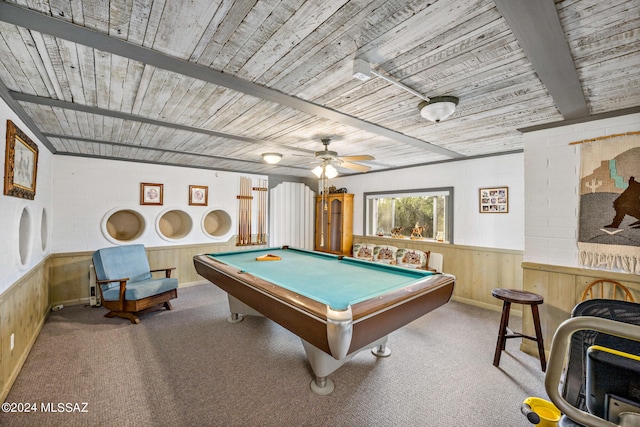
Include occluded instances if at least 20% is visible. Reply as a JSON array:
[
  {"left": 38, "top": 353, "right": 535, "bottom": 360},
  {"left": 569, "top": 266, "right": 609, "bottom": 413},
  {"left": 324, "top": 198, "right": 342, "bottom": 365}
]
[
  {"left": 11, "top": 92, "right": 317, "bottom": 155},
  {"left": 0, "top": 79, "right": 56, "bottom": 153},
  {"left": 43, "top": 132, "right": 309, "bottom": 171},
  {"left": 495, "top": 0, "right": 589, "bottom": 120},
  {"left": 517, "top": 106, "right": 640, "bottom": 133},
  {"left": 55, "top": 151, "right": 295, "bottom": 177},
  {"left": 0, "top": 1, "right": 464, "bottom": 159}
]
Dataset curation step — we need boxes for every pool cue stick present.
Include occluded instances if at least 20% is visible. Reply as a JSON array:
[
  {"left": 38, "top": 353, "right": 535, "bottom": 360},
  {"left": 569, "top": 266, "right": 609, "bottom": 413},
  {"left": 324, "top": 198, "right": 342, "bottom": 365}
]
[
  {"left": 245, "top": 177, "right": 249, "bottom": 244},
  {"left": 238, "top": 177, "right": 243, "bottom": 245},
  {"left": 242, "top": 177, "right": 246, "bottom": 244},
  {"left": 258, "top": 181, "right": 263, "bottom": 243},
  {"left": 245, "top": 178, "right": 248, "bottom": 244},
  {"left": 247, "top": 177, "right": 253, "bottom": 244},
  {"left": 253, "top": 183, "right": 261, "bottom": 244},
  {"left": 243, "top": 177, "right": 247, "bottom": 245},
  {"left": 263, "top": 180, "right": 267, "bottom": 243},
  {"left": 260, "top": 180, "right": 266, "bottom": 243},
  {"left": 249, "top": 178, "right": 253, "bottom": 244},
  {"left": 244, "top": 177, "right": 249, "bottom": 244},
  {"left": 239, "top": 176, "right": 250, "bottom": 245},
  {"left": 237, "top": 180, "right": 241, "bottom": 245},
  {"left": 262, "top": 181, "right": 266, "bottom": 243}
]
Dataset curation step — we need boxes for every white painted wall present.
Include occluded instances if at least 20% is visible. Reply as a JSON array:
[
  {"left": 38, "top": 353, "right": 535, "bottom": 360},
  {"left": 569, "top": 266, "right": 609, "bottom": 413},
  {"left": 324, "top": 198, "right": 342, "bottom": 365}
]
[
  {"left": 523, "top": 112, "right": 640, "bottom": 268},
  {"left": 52, "top": 156, "right": 267, "bottom": 253},
  {"left": 0, "top": 100, "right": 54, "bottom": 294},
  {"left": 332, "top": 152, "right": 524, "bottom": 250}
]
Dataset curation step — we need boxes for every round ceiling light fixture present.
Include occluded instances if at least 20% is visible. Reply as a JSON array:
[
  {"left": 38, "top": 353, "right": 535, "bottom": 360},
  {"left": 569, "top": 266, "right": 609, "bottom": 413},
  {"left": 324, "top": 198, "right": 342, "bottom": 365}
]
[
  {"left": 261, "top": 153, "right": 282, "bottom": 164},
  {"left": 418, "top": 96, "right": 459, "bottom": 122}
]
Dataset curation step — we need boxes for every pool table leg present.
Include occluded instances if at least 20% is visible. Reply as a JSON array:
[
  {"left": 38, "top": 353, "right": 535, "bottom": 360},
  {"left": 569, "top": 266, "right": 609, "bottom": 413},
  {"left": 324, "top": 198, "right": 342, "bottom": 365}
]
[
  {"left": 302, "top": 335, "right": 389, "bottom": 395},
  {"left": 227, "top": 313, "right": 244, "bottom": 323},
  {"left": 371, "top": 344, "right": 391, "bottom": 357},
  {"left": 310, "top": 376, "right": 335, "bottom": 396},
  {"left": 226, "top": 295, "right": 263, "bottom": 323}
]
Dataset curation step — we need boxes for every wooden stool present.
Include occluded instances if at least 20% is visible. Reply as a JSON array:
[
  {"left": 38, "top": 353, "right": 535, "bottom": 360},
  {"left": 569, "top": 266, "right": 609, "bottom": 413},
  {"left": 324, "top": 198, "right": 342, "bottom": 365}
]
[{"left": 492, "top": 288, "right": 546, "bottom": 372}]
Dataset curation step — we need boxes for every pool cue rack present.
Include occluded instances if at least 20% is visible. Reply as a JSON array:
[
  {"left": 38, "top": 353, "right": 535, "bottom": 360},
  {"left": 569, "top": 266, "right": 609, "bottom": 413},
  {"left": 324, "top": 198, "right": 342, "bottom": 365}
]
[{"left": 236, "top": 176, "right": 268, "bottom": 246}]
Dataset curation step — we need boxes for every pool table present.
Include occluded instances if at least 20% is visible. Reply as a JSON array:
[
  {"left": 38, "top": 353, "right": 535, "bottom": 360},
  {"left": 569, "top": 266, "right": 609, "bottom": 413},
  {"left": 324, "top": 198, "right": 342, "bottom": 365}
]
[{"left": 193, "top": 246, "right": 455, "bottom": 395}]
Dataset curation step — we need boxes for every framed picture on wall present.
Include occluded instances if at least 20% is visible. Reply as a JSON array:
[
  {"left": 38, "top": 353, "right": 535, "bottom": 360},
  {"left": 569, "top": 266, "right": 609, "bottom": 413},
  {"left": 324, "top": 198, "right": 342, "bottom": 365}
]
[
  {"left": 4, "top": 120, "right": 39, "bottom": 200},
  {"left": 479, "top": 186, "right": 508, "bottom": 213},
  {"left": 189, "top": 185, "right": 208, "bottom": 206},
  {"left": 140, "top": 182, "right": 163, "bottom": 205}
]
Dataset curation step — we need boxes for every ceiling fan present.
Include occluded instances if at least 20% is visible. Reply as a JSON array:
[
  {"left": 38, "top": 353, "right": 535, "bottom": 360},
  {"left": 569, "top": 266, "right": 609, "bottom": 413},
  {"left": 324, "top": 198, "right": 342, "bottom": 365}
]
[{"left": 311, "top": 138, "right": 375, "bottom": 177}]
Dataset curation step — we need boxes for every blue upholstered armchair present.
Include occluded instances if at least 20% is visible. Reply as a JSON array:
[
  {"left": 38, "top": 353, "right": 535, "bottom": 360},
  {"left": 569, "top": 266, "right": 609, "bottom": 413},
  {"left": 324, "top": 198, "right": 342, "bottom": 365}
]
[{"left": 92, "top": 244, "right": 178, "bottom": 324}]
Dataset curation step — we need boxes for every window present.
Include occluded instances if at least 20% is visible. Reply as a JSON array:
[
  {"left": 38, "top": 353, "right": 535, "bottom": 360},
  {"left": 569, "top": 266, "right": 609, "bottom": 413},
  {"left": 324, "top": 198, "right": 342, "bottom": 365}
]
[{"left": 364, "top": 187, "right": 453, "bottom": 243}]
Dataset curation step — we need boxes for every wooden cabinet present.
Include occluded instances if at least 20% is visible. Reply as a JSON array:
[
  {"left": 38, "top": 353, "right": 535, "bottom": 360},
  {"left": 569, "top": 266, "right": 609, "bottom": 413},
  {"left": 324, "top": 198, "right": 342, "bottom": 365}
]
[{"left": 315, "top": 193, "right": 353, "bottom": 255}]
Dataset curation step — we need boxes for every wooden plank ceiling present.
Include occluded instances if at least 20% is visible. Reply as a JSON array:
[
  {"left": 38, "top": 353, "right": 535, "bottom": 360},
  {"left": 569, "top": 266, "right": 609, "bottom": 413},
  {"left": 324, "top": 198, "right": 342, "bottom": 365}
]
[{"left": 0, "top": 0, "right": 638, "bottom": 178}]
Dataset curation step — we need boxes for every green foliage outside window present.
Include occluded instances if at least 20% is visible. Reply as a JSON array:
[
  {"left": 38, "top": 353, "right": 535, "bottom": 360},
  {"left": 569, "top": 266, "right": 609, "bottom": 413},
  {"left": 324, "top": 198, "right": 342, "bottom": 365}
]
[{"left": 366, "top": 189, "right": 452, "bottom": 242}]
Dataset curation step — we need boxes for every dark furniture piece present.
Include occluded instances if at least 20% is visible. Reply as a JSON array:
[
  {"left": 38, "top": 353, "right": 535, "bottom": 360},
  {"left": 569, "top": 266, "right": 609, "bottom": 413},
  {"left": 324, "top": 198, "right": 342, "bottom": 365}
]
[
  {"left": 492, "top": 288, "right": 546, "bottom": 371},
  {"left": 548, "top": 299, "right": 640, "bottom": 426},
  {"left": 193, "top": 246, "right": 455, "bottom": 395},
  {"left": 92, "top": 244, "right": 178, "bottom": 324}
]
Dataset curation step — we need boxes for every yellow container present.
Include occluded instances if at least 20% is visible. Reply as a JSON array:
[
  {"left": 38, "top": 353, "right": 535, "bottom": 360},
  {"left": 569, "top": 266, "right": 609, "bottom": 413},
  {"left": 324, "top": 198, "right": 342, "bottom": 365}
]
[{"left": 523, "top": 397, "right": 561, "bottom": 427}]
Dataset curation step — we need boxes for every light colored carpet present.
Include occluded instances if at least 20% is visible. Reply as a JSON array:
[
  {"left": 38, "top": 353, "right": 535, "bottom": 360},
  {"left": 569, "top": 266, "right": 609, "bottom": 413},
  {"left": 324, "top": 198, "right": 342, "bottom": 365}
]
[{"left": 0, "top": 284, "right": 548, "bottom": 426}]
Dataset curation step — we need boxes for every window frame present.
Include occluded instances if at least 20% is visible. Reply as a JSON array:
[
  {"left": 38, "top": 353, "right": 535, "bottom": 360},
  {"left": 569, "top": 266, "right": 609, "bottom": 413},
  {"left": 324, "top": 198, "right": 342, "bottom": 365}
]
[{"left": 362, "top": 186, "right": 454, "bottom": 243}]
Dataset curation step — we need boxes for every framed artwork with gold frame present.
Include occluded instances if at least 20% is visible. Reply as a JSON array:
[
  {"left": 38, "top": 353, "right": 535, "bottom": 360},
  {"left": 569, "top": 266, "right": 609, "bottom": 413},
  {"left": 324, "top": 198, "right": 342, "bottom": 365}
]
[
  {"left": 189, "top": 185, "right": 208, "bottom": 206},
  {"left": 140, "top": 182, "right": 163, "bottom": 205},
  {"left": 4, "top": 120, "right": 39, "bottom": 200}
]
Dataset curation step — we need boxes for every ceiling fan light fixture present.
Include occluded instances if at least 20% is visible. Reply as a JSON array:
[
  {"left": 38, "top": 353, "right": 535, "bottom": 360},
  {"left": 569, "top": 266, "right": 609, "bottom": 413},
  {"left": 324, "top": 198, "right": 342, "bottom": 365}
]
[
  {"left": 262, "top": 153, "right": 282, "bottom": 164},
  {"left": 324, "top": 164, "right": 338, "bottom": 179},
  {"left": 312, "top": 164, "right": 339, "bottom": 179},
  {"left": 419, "top": 96, "right": 459, "bottom": 122}
]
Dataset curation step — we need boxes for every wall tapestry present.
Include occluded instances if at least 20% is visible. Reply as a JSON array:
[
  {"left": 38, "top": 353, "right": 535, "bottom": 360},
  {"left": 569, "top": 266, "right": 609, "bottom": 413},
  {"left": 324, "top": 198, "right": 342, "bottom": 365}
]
[{"left": 578, "top": 133, "right": 640, "bottom": 274}]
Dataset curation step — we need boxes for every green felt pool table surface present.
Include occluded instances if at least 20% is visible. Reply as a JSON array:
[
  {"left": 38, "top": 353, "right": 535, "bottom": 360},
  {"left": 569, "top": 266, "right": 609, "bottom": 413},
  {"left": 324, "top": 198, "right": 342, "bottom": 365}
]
[{"left": 206, "top": 247, "right": 435, "bottom": 310}]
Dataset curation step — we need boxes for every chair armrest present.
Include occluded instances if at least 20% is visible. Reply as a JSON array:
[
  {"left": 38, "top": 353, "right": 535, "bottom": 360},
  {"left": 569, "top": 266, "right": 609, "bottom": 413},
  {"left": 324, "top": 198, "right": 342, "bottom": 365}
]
[
  {"left": 151, "top": 267, "right": 176, "bottom": 278},
  {"left": 95, "top": 277, "right": 128, "bottom": 310},
  {"left": 96, "top": 277, "right": 130, "bottom": 285}
]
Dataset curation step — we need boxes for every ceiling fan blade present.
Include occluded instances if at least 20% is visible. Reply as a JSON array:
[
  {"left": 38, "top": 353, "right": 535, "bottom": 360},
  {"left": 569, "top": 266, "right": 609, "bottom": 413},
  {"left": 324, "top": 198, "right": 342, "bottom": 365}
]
[
  {"left": 339, "top": 161, "right": 371, "bottom": 172},
  {"left": 340, "top": 155, "right": 375, "bottom": 161}
]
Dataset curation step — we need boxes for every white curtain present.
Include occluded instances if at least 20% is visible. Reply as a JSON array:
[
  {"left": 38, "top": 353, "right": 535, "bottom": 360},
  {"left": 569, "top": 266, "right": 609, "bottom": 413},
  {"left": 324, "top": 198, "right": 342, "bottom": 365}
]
[{"left": 269, "top": 182, "right": 315, "bottom": 249}]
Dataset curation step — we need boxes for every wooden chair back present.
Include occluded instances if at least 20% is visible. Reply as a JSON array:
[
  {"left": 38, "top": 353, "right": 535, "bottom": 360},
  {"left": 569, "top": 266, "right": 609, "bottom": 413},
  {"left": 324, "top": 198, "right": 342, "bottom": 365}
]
[{"left": 581, "top": 279, "right": 635, "bottom": 302}]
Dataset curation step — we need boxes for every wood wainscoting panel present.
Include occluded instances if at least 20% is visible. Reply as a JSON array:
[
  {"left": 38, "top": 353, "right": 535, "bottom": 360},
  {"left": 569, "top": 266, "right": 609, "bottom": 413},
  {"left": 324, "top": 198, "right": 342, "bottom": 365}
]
[
  {"left": 49, "top": 253, "right": 94, "bottom": 304},
  {"left": 0, "top": 260, "right": 50, "bottom": 402},
  {"left": 49, "top": 238, "right": 266, "bottom": 306},
  {"left": 353, "top": 236, "right": 524, "bottom": 313},
  {"left": 521, "top": 262, "right": 640, "bottom": 357}
]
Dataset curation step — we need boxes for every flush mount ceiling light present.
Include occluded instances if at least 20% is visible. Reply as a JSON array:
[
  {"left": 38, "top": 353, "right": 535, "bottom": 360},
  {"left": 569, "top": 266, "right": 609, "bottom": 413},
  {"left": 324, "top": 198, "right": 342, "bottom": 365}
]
[
  {"left": 418, "top": 96, "right": 459, "bottom": 123},
  {"left": 261, "top": 153, "right": 282, "bottom": 164},
  {"left": 353, "top": 58, "right": 459, "bottom": 122}
]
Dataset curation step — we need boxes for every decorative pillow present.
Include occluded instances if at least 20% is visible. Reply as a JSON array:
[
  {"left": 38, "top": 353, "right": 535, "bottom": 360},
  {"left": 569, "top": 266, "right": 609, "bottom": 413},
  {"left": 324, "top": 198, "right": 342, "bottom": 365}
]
[
  {"left": 396, "top": 249, "right": 428, "bottom": 269},
  {"left": 352, "top": 243, "right": 375, "bottom": 260},
  {"left": 373, "top": 245, "right": 398, "bottom": 264}
]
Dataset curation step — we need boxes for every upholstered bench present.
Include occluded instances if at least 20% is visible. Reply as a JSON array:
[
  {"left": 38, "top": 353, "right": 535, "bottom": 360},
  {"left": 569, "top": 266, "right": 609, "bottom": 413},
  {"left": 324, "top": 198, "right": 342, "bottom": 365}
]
[
  {"left": 92, "top": 244, "right": 178, "bottom": 324},
  {"left": 352, "top": 244, "right": 444, "bottom": 273}
]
